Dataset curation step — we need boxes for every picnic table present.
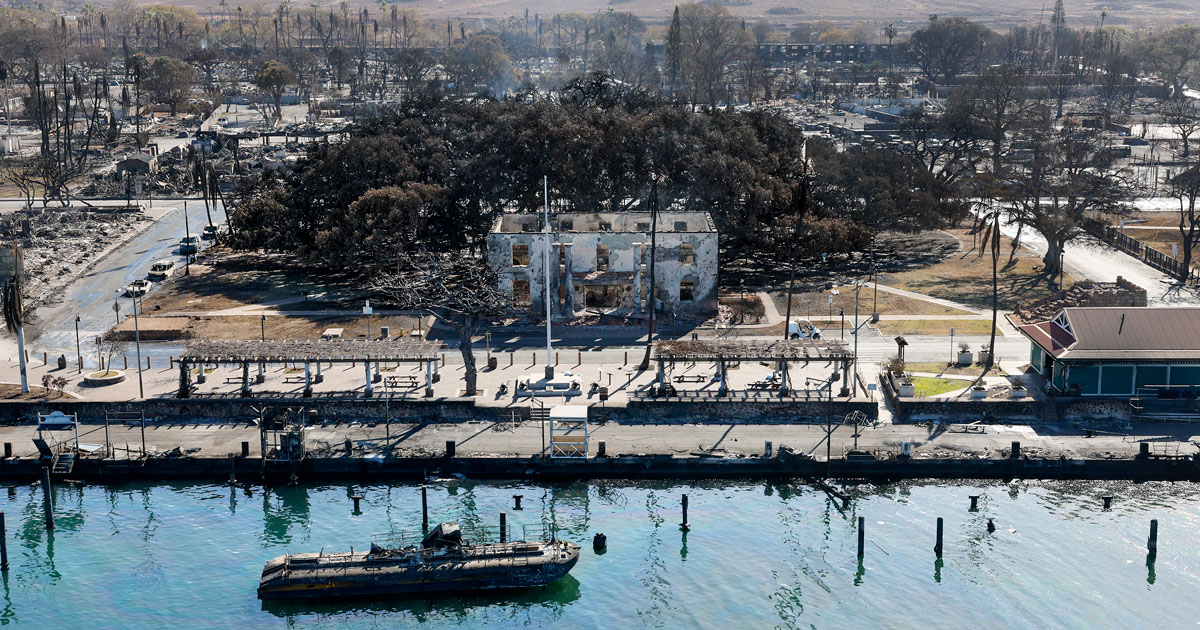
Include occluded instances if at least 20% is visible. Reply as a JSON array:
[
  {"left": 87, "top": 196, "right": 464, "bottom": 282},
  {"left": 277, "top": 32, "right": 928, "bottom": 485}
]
[{"left": 385, "top": 375, "right": 420, "bottom": 388}]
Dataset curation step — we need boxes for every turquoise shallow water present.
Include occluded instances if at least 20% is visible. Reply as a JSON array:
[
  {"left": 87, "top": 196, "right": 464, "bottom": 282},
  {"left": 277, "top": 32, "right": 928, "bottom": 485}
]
[{"left": 2, "top": 479, "right": 1199, "bottom": 629}]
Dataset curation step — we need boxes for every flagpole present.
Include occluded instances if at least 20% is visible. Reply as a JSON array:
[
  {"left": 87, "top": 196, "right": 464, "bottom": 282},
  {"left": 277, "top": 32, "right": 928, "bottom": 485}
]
[{"left": 544, "top": 176, "right": 554, "bottom": 381}]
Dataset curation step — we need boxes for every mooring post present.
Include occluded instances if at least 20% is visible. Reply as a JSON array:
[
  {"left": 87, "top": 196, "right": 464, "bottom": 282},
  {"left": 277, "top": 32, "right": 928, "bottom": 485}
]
[
  {"left": 344, "top": 438, "right": 353, "bottom": 456},
  {"left": 228, "top": 453, "right": 236, "bottom": 484},
  {"left": 969, "top": 495, "right": 979, "bottom": 511},
  {"left": 0, "top": 511, "right": 8, "bottom": 571},
  {"left": 857, "top": 516, "right": 865, "bottom": 558},
  {"left": 513, "top": 494, "right": 523, "bottom": 510},
  {"left": 41, "top": 467, "right": 54, "bottom": 530},
  {"left": 1148, "top": 519, "right": 1158, "bottom": 557},
  {"left": 445, "top": 440, "right": 456, "bottom": 458},
  {"left": 351, "top": 494, "right": 363, "bottom": 513},
  {"left": 1102, "top": 496, "right": 1113, "bottom": 511},
  {"left": 500, "top": 511, "right": 507, "bottom": 543},
  {"left": 421, "top": 486, "right": 429, "bottom": 533},
  {"left": 934, "top": 517, "right": 944, "bottom": 557},
  {"left": 681, "top": 494, "right": 690, "bottom": 531}
]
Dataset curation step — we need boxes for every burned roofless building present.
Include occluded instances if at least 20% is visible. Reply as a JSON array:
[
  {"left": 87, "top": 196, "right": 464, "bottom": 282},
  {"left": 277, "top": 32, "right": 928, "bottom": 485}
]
[{"left": 487, "top": 212, "right": 718, "bottom": 317}]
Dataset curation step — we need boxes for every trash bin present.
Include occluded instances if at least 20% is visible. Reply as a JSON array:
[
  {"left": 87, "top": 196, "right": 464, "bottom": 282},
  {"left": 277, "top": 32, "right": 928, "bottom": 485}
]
[{"left": 488, "top": 356, "right": 497, "bottom": 370}]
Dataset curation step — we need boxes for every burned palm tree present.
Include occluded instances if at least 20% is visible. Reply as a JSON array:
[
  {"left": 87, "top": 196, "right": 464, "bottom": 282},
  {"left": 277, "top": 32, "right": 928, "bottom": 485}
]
[{"left": 2, "top": 254, "right": 28, "bottom": 393}]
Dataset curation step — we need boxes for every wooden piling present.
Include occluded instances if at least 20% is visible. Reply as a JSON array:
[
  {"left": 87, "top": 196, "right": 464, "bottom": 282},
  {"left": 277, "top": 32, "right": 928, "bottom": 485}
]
[
  {"left": 0, "top": 512, "right": 8, "bottom": 571},
  {"left": 43, "top": 351, "right": 47, "bottom": 365},
  {"left": 1148, "top": 519, "right": 1158, "bottom": 557},
  {"left": 1102, "top": 496, "right": 1113, "bottom": 510},
  {"left": 934, "top": 517, "right": 944, "bottom": 557},
  {"left": 2, "top": 443, "right": 10, "bottom": 459},
  {"left": 500, "top": 511, "right": 507, "bottom": 543},
  {"left": 351, "top": 494, "right": 363, "bottom": 512},
  {"left": 41, "top": 467, "right": 54, "bottom": 530},
  {"left": 513, "top": 494, "right": 523, "bottom": 510},
  {"left": 147, "top": 356, "right": 151, "bottom": 369},
  {"left": 241, "top": 441, "right": 250, "bottom": 457},
  {"left": 969, "top": 495, "right": 979, "bottom": 511},
  {"left": 344, "top": 438, "right": 353, "bottom": 456},
  {"left": 555, "top": 351, "right": 559, "bottom": 366},
  {"left": 509, "top": 353, "right": 513, "bottom": 367},
  {"left": 228, "top": 453, "right": 236, "bottom": 484},
  {"left": 857, "top": 517, "right": 865, "bottom": 558},
  {"left": 123, "top": 355, "right": 128, "bottom": 370},
  {"left": 421, "top": 486, "right": 429, "bottom": 533},
  {"left": 577, "top": 351, "right": 582, "bottom": 365},
  {"left": 680, "top": 494, "right": 690, "bottom": 531}
]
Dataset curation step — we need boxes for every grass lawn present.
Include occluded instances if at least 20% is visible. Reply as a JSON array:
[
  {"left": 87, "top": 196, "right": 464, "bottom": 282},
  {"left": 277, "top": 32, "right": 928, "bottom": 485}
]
[
  {"left": 884, "top": 229, "right": 1073, "bottom": 310},
  {"left": 904, "top": 361, "right": 1006, "bottom": 376},
  {"left": 872, "top": 319, "right": 997, "bottom": 336},
  {"left": 910, "top": 376, "right": 968, "bottom": 398}
]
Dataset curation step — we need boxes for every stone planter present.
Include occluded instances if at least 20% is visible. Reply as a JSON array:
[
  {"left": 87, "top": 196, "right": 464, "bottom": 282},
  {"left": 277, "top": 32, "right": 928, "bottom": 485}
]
[
  {"left": 970, "top": 385, "right": 988, "bottom": 400},
  {"left": 978, "top": 351, "right": 992, "bottom": 366},
  {"left": 83, "top": 370, "right": 125, "bottom": 386},
  {"left": 898, "top": 382, "right": 916, "bottom": 397},
  {"left": 1010, "top": 386, "right": 1027, "bottom": 399},
  {"left": 957, "top": 351, "right": 974, "bottom": 366}
]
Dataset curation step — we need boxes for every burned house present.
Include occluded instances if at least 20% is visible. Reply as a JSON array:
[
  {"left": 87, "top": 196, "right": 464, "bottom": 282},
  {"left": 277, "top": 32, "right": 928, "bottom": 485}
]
[{"left": 487, "top": 211, "right": 718, "bottom": 317}]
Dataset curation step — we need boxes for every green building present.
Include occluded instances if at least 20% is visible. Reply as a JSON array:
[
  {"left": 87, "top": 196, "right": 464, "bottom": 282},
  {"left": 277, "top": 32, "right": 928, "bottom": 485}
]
[{"left": 1016, "top": 307, "right": 1200, "bottom": 397}]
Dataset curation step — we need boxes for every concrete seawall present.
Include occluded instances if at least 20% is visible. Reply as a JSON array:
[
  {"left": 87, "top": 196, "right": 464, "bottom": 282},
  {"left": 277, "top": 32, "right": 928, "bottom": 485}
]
[{"left": 3, "top": 454, "right": 1196, "bottom": 483}]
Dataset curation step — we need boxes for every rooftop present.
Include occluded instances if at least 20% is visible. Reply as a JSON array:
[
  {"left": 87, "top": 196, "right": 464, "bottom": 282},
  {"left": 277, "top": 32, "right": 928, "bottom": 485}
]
[{"left": 1016, "top": 307, "right": 1200, "bottom": 361}]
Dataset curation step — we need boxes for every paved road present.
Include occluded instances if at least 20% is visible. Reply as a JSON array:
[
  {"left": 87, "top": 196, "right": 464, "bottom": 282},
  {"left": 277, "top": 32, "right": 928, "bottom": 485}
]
[{"left": 26, "top": 199, "right": 226, "bottom": 366}]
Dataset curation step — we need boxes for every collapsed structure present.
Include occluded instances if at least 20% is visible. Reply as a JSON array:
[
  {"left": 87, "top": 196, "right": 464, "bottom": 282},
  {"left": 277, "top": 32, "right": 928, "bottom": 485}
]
[{"left": 487, "top": 211, "right": 718, "bottom": 317}]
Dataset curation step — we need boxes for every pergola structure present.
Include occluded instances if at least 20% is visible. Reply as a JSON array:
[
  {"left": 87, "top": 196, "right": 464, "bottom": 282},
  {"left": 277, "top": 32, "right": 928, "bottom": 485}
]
[
  {"left": 178, "top": 339, "right": 442, "bottom": 398},
  {"left": 653, "top": 339, "right": 855, "bottom": 397}
]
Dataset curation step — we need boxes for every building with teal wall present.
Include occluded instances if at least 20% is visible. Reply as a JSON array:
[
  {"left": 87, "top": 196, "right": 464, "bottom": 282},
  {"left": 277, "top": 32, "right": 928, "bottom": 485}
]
[{"left": 1016, "top": 307, "right": 1200, "bottom": 396}]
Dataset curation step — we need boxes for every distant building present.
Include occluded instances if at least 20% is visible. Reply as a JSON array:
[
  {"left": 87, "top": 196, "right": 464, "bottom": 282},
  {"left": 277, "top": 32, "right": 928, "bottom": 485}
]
[
  {"left": 1016, "top": 307, "right": 1200, "bottom": 396},
  {"left": 115, "top": 152, "right": 158, "bottom": 177},
  {"left": 487, "top": 211, "right": 718, "bottom": 317}
]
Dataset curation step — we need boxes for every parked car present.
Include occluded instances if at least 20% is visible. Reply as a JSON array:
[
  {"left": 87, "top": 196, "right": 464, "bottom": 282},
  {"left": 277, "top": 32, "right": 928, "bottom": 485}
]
[
  {"left": 148, "top": 259, "right": 176, "bottom": 281},
  {"left": 124, "top": 279, "right": 152, "bottom": 297},
  {"left": 201, "top": 224, "right": 223, "bottom": 240},
  {"left": 787, "top": 318, "right": 822, "bottom": 340},
  {"left": 176, "top": 130, "right": 190, "bottom": 138},
  {"left": 179, "top": 235, "right": 200, "bottom": 254}
]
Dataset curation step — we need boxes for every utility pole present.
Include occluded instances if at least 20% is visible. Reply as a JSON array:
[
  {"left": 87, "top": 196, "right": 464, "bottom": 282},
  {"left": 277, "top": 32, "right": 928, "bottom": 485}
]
[
  {"left": 131, "top": 294, "right": 144, "bottom": 398},
  {"left": 74, "top": 315, "right": 82, "bottom": 373},
  {"left": 783, "top": 142, "right": 810, "bottom": 340}
]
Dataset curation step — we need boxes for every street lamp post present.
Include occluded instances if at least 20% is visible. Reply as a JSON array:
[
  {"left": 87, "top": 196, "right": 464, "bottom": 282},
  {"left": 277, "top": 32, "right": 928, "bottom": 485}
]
[
  {"left": 258, "top": 315, "right": 266, "bottom": 380},
  {"left": 131, "top": 293, "right": 144, "bottom": 399},
  {"left": 183, "top": 202, "right": 191, "bottom": 276},
  {"left": 740, "top": 281, "right": 745, "bottom": 324},
  {"left": 74, "top": 316, "right": 82, "bottom": 373}
]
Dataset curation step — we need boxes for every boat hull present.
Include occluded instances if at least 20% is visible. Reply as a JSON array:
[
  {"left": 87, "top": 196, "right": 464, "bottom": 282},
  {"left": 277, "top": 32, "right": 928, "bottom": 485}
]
[{"left": 257, "top": 541, "right": 580, "bottom": 600}]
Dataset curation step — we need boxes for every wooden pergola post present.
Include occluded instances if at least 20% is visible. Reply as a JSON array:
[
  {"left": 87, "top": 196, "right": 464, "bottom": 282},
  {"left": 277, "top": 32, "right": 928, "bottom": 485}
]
[
  {"left": 425, "top": 360, "right": 434, "bottom": 398},
  {"left": 241, "top": 360, "right": 250, "bottom": 396},
  {"left": 304, "top": 360, "right": 312, "bottom": 397},
  {"left": 177, "top": 359, "right": 191, "bottom": 398},
  {"left": 717, "top": 359, "right": 727, "bottom": 397},
  {"left": 779, "top": 359, "right": 790, "bottom": 397}
]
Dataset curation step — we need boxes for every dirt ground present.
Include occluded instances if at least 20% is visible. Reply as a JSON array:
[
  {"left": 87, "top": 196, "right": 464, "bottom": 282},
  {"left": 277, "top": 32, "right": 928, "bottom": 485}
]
[
  {"left": 143, "top": 248, "right": 358, "bottom": 313},
  {"left": 185, "top": 314, "right": 425, "bottom": 341},
  {"left": 872, "top": 319, "right": 996, "bottom": 336},
  {"left": 0, "top": 383, "right": 70, "bottom": 400},
  {"left": 883, "top": 229, "right": 1072, "bottom": 310}
]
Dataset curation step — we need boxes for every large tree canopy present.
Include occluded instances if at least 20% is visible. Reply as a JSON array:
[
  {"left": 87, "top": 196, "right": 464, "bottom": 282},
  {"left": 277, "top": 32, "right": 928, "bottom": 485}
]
[{"left": 228, "top": 89, "right": 964, "bottom": 273}]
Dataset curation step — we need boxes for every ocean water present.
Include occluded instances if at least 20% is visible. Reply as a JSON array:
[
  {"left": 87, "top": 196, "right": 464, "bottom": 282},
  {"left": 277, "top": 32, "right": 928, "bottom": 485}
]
[{"left": 2, "top": 479, "right": 1198, "bottom": 629}]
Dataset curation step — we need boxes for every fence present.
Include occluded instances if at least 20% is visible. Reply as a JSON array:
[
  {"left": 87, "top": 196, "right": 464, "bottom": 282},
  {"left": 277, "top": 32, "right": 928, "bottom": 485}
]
[{"left": 1082, "top": 217, "right": 1194, "bottom": 282}]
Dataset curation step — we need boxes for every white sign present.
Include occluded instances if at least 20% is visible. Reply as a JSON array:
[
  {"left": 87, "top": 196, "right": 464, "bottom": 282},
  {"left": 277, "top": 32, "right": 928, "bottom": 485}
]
[{"left": 362, "top": 300, "right": 373, "bottom": 316}]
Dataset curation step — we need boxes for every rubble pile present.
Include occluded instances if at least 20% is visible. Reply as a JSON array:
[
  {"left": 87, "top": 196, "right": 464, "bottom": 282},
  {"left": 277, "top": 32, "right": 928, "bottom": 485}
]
[
  {"left": 1014, "top": 277, "right": 1148, "bottom": 323},
  {"left": 0, "top": 208, "right": 148, "bottom": 305}
]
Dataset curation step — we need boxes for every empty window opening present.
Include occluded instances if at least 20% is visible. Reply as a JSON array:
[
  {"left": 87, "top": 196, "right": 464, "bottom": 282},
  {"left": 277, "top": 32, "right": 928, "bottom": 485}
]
[
  {"left": 596, "top": 244, "right": 610, "bottom": 271},
  {"left": 513, "top": 280, "right": 531, "bottom": 307},
  {"left": 680, "top": 243, "right": 695, "bottom": 265},
  {"left": 512, "top": 244, "right": 530, "bottom": 267},
  {"left": 559, "top": 219, "right": 573, "bottom": 231},
  {"left": 674, "top": 221, "right": 689, "bottom": 231},
  {"left": 680, "top": 280, "right": 695, "bottom": 302},
  {"left": 598, "top": 221, "right": 612, "bottom": 232},
  {"left": 585, "top": 285, "right": 623, "bottom": 308},
  {"left": 558, "top": 246, "right": 566, "bottom": 267},
  {"left": 522, "top": 222, "right": 538, "bottom": 233},
  {"left": 636, "top": 221, "right": 650, "bottom": 232}
]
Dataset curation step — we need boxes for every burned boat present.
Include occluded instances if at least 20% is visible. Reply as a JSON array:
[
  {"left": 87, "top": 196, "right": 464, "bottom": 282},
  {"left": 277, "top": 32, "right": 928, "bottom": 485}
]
[{"left": 257, "top": 522, "right": 580, "bottom": 600}]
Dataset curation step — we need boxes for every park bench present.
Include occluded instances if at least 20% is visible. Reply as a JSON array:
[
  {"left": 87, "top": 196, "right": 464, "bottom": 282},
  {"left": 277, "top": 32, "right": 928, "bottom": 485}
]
[{"left": 674, "top": 374, "right": 707, "bottom": 383}]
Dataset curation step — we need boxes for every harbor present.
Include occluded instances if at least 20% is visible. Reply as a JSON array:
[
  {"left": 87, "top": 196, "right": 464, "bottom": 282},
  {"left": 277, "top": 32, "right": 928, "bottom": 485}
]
[{"left": 0, "top": 479, "right": 1197, "bottom": 628}]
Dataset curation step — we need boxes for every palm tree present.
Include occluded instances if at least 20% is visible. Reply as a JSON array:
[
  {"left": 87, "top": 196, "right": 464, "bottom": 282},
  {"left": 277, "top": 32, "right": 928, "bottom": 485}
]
[{"left": 974, "top": 200, "right": 1004, "bottom": 375}]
